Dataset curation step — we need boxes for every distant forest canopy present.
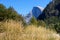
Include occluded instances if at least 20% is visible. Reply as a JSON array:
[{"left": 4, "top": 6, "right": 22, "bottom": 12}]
[{"left": 0, "top": 4, "right": 23, "bottom": 21}]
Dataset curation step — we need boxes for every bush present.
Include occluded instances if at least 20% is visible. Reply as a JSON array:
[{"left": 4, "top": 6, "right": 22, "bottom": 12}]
[
  {"left": 44, "top": 16, "right": 60, "bottom": 33},
  {"left": 0, "top": 4, "right": 7, "bottom": 21},
  {"left": 0, "top": 4, "right": 23, "bottom": 21},
  {"left": 37, "top": 20, "right": 46, "bottom": 27},
  {"left": 30, "top": 17, "right": 38, "bottom": 25}
]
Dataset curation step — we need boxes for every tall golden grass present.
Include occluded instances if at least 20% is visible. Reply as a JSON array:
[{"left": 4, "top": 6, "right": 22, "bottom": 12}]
[{"left": 0, "top": 20, "right": 60, "bottom": 40}]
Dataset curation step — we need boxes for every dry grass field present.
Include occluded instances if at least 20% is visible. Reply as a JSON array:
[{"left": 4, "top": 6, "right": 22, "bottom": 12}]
[{"left": 0, "top": 20, "right": 60, "bottom": 40}]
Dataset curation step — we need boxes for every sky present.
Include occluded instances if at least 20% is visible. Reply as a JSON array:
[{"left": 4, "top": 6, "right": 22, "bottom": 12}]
[{"left": 0, "top": 0, "right": 51, "bottom": 16}]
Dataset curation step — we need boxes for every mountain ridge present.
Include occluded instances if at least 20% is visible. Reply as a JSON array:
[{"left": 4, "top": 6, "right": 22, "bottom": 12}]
[{"left": 24, "top": 6, "right": 44, "bottom": 23}]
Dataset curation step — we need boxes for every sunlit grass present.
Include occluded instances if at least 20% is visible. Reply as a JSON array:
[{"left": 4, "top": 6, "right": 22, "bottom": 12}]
[{"left": 0, "top": 20, "right": 60, "bottom": 40}]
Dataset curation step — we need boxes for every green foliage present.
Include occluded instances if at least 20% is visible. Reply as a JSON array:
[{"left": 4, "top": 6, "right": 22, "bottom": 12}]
[
  {"left": 0, "top": 4, "right": 23, "bottom": 21},
  {"left": 0, "top": 4, "right": 7, "bottom": 21},
  {"left": 30, "top": 17, "right": 38, "bottom": 25},
  {"left": 37, "top": 20, "right": 46, "bottom": 27},
  {"left": 30, "top": 17, "right": 46, "bottom": 27},
  {"left": 44, "top": 16, "right": 60, "bottom": 33},
  {"left": 7, "top": 7, "right": 23, "bottom": 21}
]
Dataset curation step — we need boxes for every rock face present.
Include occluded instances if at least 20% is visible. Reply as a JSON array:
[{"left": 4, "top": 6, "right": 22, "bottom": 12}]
[
  {"left": 38, "top": 0, "right": 60, "bottom": 20},
  {"left": 32, "top": 6, "right": 44, "bottom": 18},
  {"left": 24, "top": 6, "right": 44, "bottom": 23},
  {"left": 38, "top": 0, "right": 60, "bottom": 33},
  {"left": 24, "top": 12, "right": 32, "bottom": 23}
]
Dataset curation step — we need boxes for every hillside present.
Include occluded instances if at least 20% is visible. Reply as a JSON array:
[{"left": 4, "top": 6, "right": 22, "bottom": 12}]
[
  {"left": 24, "top": 6, "right": 43, "bottom": 23},
  {"left": 38, "top": 0, "right": 60, "bottom": 33},
  {"left": 0, "top": 1, "right": 60, "bottom": 40},
  {"left": 0, "top": 4, "right": 23, "bottom": 21}
]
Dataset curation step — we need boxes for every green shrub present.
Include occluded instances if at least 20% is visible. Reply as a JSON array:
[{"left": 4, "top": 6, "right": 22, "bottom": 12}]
[
  {"left": 30, "top": 17, "right": 38, "bottom": 25},
  {"left": 0, "top": 4, "right": 23, "bottom": 22},
  {"left": 37, "top": 20, "right": 46, "bottom": 27}
]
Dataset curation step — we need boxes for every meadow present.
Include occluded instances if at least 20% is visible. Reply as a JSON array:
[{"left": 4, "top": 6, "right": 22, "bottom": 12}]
[{"left": 0, "top": 19, "right": 60, "bottom": 40}]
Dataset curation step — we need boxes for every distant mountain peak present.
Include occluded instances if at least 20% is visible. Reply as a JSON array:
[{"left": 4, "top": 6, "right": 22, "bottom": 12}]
[
  {"left": 24, "top": 6, "right": 43, "bottom": 23},
  {"left": 32, "top": 6, "right": 43, "bottom": 18},
  {"left": 36, "top": 6, "right": 44, "bottom": 11}
]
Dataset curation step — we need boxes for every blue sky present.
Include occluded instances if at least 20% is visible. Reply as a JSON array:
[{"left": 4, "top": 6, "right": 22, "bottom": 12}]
[{"left": 0, "top": 0, "right": 51, "bottom": 16}]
